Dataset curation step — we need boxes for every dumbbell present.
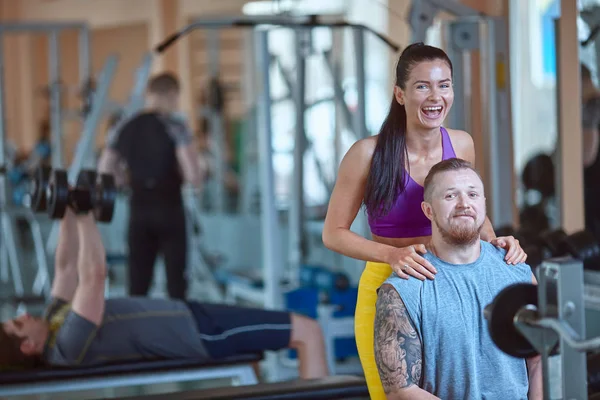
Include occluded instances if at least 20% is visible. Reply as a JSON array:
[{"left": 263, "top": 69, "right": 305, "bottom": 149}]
[
  {"left": 539, "top": 228, "right": 600, "bottom": 270},
  {"left": 539, "top": 228, "right": 569, "bottom": 257},
  {"left": 29, "top": 166, "right": 51, "bottom": 212},
  {"left": 563, "top": 230, "right": 600, "bottom": 271},
  {"left": 30, "top": 167, "right": 116, "bottom": 222}
]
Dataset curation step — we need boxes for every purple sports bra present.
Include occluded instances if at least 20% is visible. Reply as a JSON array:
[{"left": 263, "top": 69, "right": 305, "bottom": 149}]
[{"left": 367, "top": 127, "right": 457, "bottom": 238}]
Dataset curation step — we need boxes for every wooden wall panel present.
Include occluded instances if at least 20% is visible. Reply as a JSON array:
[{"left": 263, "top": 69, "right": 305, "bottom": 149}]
[{"left": 32, "top": 24, "right": 148, "bottom": 164}]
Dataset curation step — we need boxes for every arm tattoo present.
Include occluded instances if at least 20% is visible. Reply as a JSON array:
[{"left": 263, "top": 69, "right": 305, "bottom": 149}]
[{"left": 374, "top": 284, "right": 423, "bottom": 394}]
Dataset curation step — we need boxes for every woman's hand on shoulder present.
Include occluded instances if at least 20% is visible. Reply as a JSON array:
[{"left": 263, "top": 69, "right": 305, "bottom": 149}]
[
  {"left": 386, "top": 244, "right": 437, "bottom": 281},
  {"left": 489, "top": 236, "right": 528, "bottom": 265},
  {"left": 446, "top": 128, "right": 475, "bottom": 164}
]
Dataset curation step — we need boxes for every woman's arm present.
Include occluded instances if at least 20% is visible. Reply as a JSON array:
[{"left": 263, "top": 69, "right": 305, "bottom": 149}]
[
  {"left": 479, "top": 218, "right": 496, "bottom": 241},
  {"left": 322, "top": 138, "right": 395, "bottom": 263},
  {"left": 323, "top": 139, "right": 435, "bottom": 279}
]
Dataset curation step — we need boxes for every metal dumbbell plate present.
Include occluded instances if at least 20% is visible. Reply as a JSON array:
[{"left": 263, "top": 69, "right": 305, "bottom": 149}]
[
  {"left": 77, "top": 170, "right": 98, "bottom": 190},
  {"left": 47, "top": 169, "right": 69, "bottom": 219},
  {"left": 486, "top": 283, "right": 539, "bottom": 358},
  {"left": 74, "top": 170, "right": 97, "bottom": 213},
  {"left": 29, "top": 166, "right": 51, "bottom": 212},
  {"left": 94, "top": 173, "right": 116, "bottom": 223}
]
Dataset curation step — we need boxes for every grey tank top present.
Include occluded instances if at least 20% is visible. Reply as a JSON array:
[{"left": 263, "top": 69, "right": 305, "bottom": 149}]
[
  {"left": 383, "top": 240, "right": 532, "bottom": 400},
  {"left": 44, "top": 297, "right": 210, "bottom": 366}
]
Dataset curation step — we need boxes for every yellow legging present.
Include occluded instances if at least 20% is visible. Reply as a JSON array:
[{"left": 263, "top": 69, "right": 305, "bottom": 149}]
[{"left": 355, "top": 261, "right": 393, "bottom": 400}]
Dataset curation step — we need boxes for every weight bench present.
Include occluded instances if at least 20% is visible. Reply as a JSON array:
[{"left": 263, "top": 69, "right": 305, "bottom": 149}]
[
  {"left": 0, "top": 353, "right": 261, "bottom": 397},
  {"left": 121, "top": 375, "right": 369, "bottom": 400}
]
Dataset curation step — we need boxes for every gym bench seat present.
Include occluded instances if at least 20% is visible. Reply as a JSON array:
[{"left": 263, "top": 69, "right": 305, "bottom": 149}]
[
  {"left": 122, "top": 375, "right": 369, "bottom": 400},
  {"left": 0, "top": 353, "right": 261, "bottom": 398}
]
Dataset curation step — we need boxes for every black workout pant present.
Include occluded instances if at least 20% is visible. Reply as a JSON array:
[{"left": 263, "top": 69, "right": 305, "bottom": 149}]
[
  {"left": 127, "top": 204, "right": 187, "bottom": 299},
  {"left": 185, "top": 301, "right": 292, "bottom": 359}
]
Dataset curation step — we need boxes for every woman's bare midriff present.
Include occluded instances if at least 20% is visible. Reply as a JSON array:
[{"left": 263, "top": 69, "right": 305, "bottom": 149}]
[{"left": 372, "top": 233, "right": 431, "bottom": 249}]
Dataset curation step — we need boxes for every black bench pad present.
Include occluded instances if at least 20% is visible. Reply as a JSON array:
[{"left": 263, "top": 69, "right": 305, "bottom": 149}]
[
  {"left": 122, "top": 375, "right": 369, "bottom": 400},
  {"left": 0, "top": 353, "right": 262, "bottom": 384}
]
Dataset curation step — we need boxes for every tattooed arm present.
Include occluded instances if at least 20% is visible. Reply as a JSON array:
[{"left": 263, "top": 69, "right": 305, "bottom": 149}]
[{"left": 374, "top": 284, "right": 440, "bottom": 400}]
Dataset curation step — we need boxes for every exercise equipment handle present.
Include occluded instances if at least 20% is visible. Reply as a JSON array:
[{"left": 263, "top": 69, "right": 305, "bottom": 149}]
[
  {"left": 519, "top": 310, "right": 600, "bottom": 352},
  {"left": 536, "top": 318, "right": 600, "bottom": 352},
  {"left": 153, "top": 15, "right": 401, "bottom": 53},
  {"left": 155, "top": 32, "right": 182, "bottom": 53},
  {"left": 582, "top": 24, "right": 600, "bottom": 47}
]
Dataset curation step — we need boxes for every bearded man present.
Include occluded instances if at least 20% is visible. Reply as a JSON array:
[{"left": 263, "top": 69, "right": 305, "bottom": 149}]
[{"left": 373, "top": 158, "right": 543, "bottom": 400}]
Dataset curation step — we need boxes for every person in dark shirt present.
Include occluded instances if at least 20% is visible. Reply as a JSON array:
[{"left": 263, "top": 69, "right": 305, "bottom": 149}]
[
  {"left": 0, "top": 209, "right": 329, "bottom": 380},
  {"left": 98, "top": 73, "right": 202, "bottom": 300}
]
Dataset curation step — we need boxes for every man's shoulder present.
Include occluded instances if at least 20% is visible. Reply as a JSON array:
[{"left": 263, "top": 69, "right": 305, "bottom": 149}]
[
  {"left": 44, "top": 308, "right": 99, "bottom": 366},
  {"left": 381, "top": 271, "right": 426, "bottom": 301},
  {"left": 480, "top": 240, "right": 513, "bottom": 262},
  {"left": 479, "top": 240, "right": 532, "bottom": 279},
  {"left": 43, "top": 297, "right": 70, "bottom": 322}
]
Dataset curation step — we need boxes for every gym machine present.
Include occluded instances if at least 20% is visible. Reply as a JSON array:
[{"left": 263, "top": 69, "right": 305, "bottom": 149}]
[
  {"left": 153, "top": 14, "right": 399, "bottom": 380},
  {"left": 33, "top": 54, "right": 119, "bottom": 293},
  {"left": 581, "top": 5, "right": 600, "bottom": 65},
  {"left": 408, "top": 0, "right": 482, "bottom": 44},
  {"left": 0, "top": 22, "right": 92, "bottom": 168},
  {"left": 44, "top": 51, "right": 150, "bottom": 254},
  {"left": 0, "top": 22, "right": 94, "bottom": 310},
  {"left": 42, "top": 29, "right": 155, "bottom": 258},
  {"left": 409, "top": 0, "right": 515, "bottom": 229},
  {"left": 154, "top": 14, "right": 399, "bottom": 310},
  {"left": 200, "top": 29, "right": 228, "bottom": 215},
  {"left": 182, "top": 186, "right": 226, "bottom": 303},
  {"left": 485, "top": 257, "right": 600, "bottom": 399}
]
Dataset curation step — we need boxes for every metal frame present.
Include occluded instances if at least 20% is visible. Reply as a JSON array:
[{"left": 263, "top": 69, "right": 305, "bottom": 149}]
[
  {"left": 45, "top": 50, "right": 155, "bottom": 254},
  {"left": 255, "top": 27, "right": 283, "bottom": 310},
  {"left": 44, "top": 55, "right": 120, "bottom": 253},
  {"left": 288, "top": 28, "right": 308, "bottom": 287},
  {"left": 48, "top": 31, "right": 63, "bottom": 168},
  {"left": 123, "top": 53, "right": 155, "bottom": 119},
  {"left": 0, "top": 22, "right": 92, "bottom": 169},
  {"left": 0, "top": 22, "right": 92, "bottom": 305},
  {"left": 581, "top": 6, "right": 600, "bottom": 77},
  {"left": 409, "top": 1, "right": 515, "bottom": 227},
  {"left": 322, "top": 47, "right": 356, "bottom": 139},
  {"left": 0, "top": 25, "right": 20, "bottom": 294},
  {"left": 409, "top": 0, "right": 481, "bottom": 43},
  {"left": 537, "top": 259, "right": 587, "bottom": 399},
  {"left": 510, "top": 258, "right": 589, "bottom": 399},
  {"left": 183, "top": 187, "right": 225, "bottom": 302},
  {"left": 0, "top": 362, "right": 258, "bottom": 397},
  {"left": 205, "top": 29, "right": 226, "bottom": 214},
  {"left": 152, "top": 16, "right": 398, "bottom": 311},
  {"left": 443, "top": 17, "right": 514, "bottom": 228}
]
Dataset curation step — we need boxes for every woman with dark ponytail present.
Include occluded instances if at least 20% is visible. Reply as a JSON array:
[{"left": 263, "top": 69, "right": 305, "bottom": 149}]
[{"left": 322, "top": 43, "right": 528, "bottom": 399}]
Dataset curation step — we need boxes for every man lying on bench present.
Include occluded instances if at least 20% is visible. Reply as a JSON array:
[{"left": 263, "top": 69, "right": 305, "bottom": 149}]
[{"left": 0, "top": 209, "right": 329, "bottom": 380}]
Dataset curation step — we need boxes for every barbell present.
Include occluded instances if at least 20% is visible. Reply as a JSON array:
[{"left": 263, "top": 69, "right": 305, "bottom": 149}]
[{"left": 484, "top": 282, "right": 600, "bottom": 358}]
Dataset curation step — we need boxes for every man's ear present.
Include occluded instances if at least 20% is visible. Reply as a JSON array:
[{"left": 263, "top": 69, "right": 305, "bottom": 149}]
[
  {"left": 421, "top": 201, "right": 433, "bottom": 221},
  {"left": 393, "top": 86, "right": 405, "bottom": 106}
]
